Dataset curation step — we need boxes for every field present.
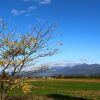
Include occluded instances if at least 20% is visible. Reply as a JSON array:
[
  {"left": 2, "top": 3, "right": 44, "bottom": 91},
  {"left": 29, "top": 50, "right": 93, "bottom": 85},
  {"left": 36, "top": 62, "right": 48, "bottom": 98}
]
[{"left": 7, "top": 78, "right": 100, "bottom": 100}]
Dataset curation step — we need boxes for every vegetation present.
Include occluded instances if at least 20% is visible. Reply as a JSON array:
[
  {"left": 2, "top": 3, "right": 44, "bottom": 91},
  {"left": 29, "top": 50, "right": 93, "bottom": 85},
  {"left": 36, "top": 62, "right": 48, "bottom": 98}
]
[
  {"left": 0, "top": 19, "right": 59, "bottom": 100},
  {"left": 51, "top": 75, "right": 100, "bottom": 79},
  {"left": 6, "top": 78, "right": 100, "bottom": 100}
]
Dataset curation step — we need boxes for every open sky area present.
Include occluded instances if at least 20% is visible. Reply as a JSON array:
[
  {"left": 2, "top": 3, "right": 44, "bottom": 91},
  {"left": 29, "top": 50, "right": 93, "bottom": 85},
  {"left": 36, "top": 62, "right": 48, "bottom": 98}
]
[{"left": 0, "top": 0, "right": 100, "bottom": 65}]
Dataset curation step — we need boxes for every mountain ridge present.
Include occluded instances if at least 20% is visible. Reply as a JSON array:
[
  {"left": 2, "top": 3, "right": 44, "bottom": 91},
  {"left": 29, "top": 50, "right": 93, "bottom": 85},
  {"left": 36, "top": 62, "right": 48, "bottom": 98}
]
[{"left": 21, "top": 63, "right": 100, "bottom": 77}]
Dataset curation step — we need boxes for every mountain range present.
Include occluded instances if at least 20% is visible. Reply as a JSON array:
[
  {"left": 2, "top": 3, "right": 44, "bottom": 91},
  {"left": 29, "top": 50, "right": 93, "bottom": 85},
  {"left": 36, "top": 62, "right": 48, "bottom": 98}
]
[{"left": 21, "top": 63, "right": 100, "bottom": 77}]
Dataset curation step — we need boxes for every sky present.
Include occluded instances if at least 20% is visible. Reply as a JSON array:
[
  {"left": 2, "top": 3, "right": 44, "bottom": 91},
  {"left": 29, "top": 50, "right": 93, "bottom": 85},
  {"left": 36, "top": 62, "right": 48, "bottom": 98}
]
[{"left": 0, "top": 0, "right": 100, "bottom": 64}]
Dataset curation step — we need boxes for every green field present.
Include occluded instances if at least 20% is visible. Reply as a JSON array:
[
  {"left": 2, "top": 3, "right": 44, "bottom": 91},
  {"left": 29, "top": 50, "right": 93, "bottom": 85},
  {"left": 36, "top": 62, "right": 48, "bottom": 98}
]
[{"left": 7, "top": 78, "right": 100, "bottom": 100}]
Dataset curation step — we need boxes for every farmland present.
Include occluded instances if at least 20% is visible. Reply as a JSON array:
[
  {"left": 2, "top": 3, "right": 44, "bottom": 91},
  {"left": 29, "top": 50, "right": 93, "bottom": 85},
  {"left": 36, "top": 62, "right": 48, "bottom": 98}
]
[{"left": 7, "top": 78, "right": 100, "bottom": 100}]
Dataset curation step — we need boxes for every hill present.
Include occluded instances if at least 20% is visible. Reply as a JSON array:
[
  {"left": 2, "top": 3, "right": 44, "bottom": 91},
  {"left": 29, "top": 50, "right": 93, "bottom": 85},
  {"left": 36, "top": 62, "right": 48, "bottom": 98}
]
[{"left": 21, "top": 63, "right": 100, "bottom": 77}]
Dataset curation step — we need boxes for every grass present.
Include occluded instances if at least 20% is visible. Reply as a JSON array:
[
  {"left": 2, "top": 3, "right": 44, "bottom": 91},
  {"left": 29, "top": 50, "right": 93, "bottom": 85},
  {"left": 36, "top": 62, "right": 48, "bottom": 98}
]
[{"left": 7, "top": 78, "right": 100, "bottom": 100}]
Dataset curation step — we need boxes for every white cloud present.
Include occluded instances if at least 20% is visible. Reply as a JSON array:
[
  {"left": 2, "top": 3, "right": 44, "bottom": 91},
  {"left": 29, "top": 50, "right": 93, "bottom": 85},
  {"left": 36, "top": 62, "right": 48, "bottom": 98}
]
[
  {"left": 42, "top": 59, "right": 92, "bottom": 68},
  {"left": 43, "top": 60, "right": 81, "bottom": 67},
  {"left": 25, "top": 14, "right": 30, "bottom": 17},
  {"left": 79, "top": 58, "right": 89, "bottom": 63},
  {"left": 22, "top": 0, "right": 51, "bottom": 5},
  {"left": 11, "top": 6, "right": 37, "bottom": 16},
  {"left": 28, "top": 6, "right": 36, "bottom": 10},
  {"left": 33, "top": 0, "right": 51, "bottom": 5},
  {"left": 11, "top": 9, "right": 26, "bottom": 16},
  {"left": 22, "top": 0, "right": 31, "bottom": 2},
  {"left": 39, "top": 0, "right": 51, "bottom": 5}
]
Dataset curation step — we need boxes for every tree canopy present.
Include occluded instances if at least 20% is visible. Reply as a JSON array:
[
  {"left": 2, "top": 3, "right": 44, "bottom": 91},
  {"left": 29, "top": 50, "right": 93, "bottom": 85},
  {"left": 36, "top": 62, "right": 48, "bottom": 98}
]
[{"left": 0, "top": 19, "right": 60, "bottom": 99}]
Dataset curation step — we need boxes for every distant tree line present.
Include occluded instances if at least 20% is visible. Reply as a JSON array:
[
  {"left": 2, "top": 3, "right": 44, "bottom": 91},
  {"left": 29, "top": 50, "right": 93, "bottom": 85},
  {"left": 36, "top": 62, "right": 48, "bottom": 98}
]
[{"left": 51, "top": 74, "right": 100, "bottom": 79}]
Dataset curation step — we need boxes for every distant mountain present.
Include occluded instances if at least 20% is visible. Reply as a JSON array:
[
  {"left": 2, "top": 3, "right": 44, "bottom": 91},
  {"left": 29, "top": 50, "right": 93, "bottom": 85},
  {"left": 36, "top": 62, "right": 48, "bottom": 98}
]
[{"left": 21, "top": 63, "right": 100, "bottom": 77}]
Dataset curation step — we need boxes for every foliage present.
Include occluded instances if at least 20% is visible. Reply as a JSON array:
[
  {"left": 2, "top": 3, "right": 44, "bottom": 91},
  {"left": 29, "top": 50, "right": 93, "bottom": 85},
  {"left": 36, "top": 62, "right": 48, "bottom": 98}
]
[{"left": 0, "top": 19, "right": 59, "bottom": 99}]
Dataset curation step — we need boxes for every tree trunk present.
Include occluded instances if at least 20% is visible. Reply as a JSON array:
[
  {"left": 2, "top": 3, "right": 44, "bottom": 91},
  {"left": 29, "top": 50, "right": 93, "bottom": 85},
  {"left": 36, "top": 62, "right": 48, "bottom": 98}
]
[
  {"left": 0, "top": 92, "right": 6, "bottom": 100},
  {"left": 0, "top": 82, "right": 7, "bottom": 100}
]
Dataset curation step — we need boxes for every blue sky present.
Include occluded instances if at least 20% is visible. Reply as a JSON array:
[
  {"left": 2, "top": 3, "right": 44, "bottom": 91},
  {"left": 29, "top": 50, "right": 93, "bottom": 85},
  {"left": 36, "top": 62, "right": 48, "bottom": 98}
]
[{"left": 0, "top": 0, "right": 100, "bottom": 64}]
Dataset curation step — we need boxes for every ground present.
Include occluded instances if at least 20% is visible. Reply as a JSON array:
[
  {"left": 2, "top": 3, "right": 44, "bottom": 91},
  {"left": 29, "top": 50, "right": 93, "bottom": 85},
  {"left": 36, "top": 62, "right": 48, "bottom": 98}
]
[{"left": 7, "top": 78, "right": 100, "bottom": 100}]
